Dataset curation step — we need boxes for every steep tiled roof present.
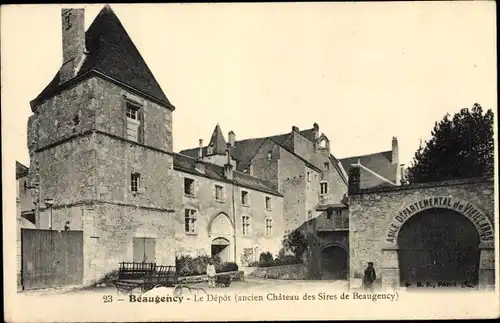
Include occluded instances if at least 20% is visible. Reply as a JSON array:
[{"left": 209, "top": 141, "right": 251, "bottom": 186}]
[
  {"left": 180, "top": 127, "right": 338, "bottom": 173},
  {"left": 173, "top": 153, "right": 281, "bottom": 196},
  {"left": 208, "top": 124, "right": 228, "bottom": 155},
  {"left": 16, "top": 161, "right": 29, "bottom": 180},
  {"left": 32, "top": 5, "right": 171, "bottom": 108},
  {"left": 340, "top": 151, "right": 398, "bottom": 188}
]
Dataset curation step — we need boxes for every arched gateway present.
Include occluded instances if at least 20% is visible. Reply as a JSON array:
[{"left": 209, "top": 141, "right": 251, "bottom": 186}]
[
  {"left": 381, "top": 196, "right": 494, "bottom": 289},
  {"left": 320, "top": 244, "right": 348, "bottom": 280},
  {"left": 208, "top": 212, "right": 234, "bottom": 262}
]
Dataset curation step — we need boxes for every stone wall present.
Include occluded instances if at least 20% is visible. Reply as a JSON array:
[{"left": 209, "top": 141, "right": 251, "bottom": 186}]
[
  {"left": 279, "top": 147, "right": 307, "bottom": 233},
  {"left": 172, "top": 169, "right": 284, "bottom": 265},
  {"left": 349, "top": 177, "right": 495, "bottom": 289},
  {"left": 94, "top": 78, "right": 173, "bottom": 152}
]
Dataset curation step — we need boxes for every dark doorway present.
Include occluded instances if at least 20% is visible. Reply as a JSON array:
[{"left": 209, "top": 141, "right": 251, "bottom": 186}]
[
  {"left": 398, "top": 208, "right": 480, "bottom": 287},
  {"left": 211, "top": 237, "right": 230, "bottom": 262},
  {"left": 320, "top": 245, "right": 348, "bottom": 280}
]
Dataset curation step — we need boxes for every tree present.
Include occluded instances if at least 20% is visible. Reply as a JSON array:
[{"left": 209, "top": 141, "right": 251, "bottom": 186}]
[
  {"left": 406, "top": 103, "right": 494, "bottom": 183},
  {"left": 282, "top": 229, "right": 308, "bottom": 262}
]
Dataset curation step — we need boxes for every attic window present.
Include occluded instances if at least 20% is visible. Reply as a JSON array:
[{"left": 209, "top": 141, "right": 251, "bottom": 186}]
[
  {"left": 125, "top": 102, "right": 142, "bottom": 143},
  {"left": 267, "top": 151, "right": 272, "bottom": 160},
  {"left": 207, "top": 145, "right": 214, "bottom": 155},
  {"left": 324, "top": 162, "right": 330, "bottom": 170},
  {"left": 319, "top": 139, "right": 327, "bottom": 149}
]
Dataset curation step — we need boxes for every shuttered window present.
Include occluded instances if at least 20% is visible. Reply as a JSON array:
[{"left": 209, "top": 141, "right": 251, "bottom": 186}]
[
  {"left": 133, "top": 237, "right": 156, "bottom": 263},
  {"left": 126, "top": 102, "right": 141, "bottom": 142}
]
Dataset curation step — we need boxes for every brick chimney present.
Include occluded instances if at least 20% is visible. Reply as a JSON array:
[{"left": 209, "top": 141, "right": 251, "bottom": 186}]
[
  {"left": 228, "top": 131, "right": 235, "bottom": 147},
  {"left": 60, "top": 8, "right": 86, "bottom": 84},
  {"left": 391, "top": 137, "right": 399, "bottom": 165},
  {"left": 312, "top": 123, "right": 319, "bottom": 139},
  {"left": 198, "top": 139, "right": 203, "bottom": 159},
  {"left": 224, "top": 145, "right": 233, "bottom": 180}
]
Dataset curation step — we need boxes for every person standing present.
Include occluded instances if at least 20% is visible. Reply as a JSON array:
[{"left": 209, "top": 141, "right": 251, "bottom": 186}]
[
  {"left": 206, "top": 259, "right": 216, "bottom": 288},
  {"left": 363, "top": 262, "right": 376, "bottom": 291}
]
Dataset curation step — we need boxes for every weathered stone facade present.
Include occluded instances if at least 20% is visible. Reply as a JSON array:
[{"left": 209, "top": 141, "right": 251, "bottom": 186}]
[
  {"left": 172, "top": 168, "right": 284, "bottom": 265},
  {"left": 348, "top": 177, "right": 495, "bottom": 290},
  {"left": 21, "top": 6, "right": 286, "bottom": 287}
]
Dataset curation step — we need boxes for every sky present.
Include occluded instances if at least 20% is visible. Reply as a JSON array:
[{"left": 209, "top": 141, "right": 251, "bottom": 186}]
[{"left": 1, "top": 2, "right": 497, "bottom": 169}]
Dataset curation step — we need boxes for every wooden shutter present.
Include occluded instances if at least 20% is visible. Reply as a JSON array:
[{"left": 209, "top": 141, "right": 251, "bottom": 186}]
[
  {"left": 133, "top": 238, "right": 145, "bottom": 262},
  {"left": 144, "top": 238, "right": 156, "bottom": 263}
]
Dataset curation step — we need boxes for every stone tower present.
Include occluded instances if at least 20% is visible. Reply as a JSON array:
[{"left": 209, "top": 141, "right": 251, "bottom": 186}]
[{"left": 27, "top": 5, "right": 177, "bottom": 284}]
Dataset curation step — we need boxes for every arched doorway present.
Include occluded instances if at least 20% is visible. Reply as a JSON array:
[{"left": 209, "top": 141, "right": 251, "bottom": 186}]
[
  {"left": 211, "top": 237, "right": 231, "bottom": 262},
  {"left": 208, "top": 213, "right": 234, "bottom": 262},
  {"left": 398, "top": 208, "right": 480, "bottom": 287},
  {"left": 320, "top": 245, "right": 348, "bottom": 280}
]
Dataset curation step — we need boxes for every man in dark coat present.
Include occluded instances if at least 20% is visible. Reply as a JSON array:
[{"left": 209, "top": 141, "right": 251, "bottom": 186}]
[{"left": 363, "top": 262, "right": 376, "bottom": 291}]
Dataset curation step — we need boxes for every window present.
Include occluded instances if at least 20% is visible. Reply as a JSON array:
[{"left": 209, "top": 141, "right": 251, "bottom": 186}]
[
  {"left": 267, "top": 151, "right": 272, "bottom": 160},
  {"left": 265, "top": 196, "right": 272, "bottom": 210},
  {"left": 334, "top": 209, "right": 349, "bottom": 230},
  {"left": 242, "top": 216, "right": 250, "bottom": 236},
  {"left": 207, "top": 144, "right": 214, "bottom": 155},
  {"left": 241, "top": 190, "right": 249, "bottom": 206},
  {"left": 265, "top": 218, "right": 273, "bottom": 236},
  {"left": 326, "top": 209, "right": 333, "bottom": 219},
  {"left": 307, "top": 172, "right": 311, "bottom": 182},
  {"left": 307, "top": 210, "right": 312, "bottom": 220},
  {"left": 184, "top": 178, "right": 195, "bottom": 196},
  {"left": 215, "top": 185, "right": 224, "bottom": 201},
  {"left": 320, "top": 182, "right": 328, "bottom": 195},
  {"left": 184, "top": 209, "right": 197, "bottom": 233},
  {"left": 131, "top": 173, "right": 140, "bottom": 192},
  {"left": 324, "top": 162, "right": 330, "bottom": 170},
  {"left": 126, "top": 102, "right": 141, "bottom": 142}
]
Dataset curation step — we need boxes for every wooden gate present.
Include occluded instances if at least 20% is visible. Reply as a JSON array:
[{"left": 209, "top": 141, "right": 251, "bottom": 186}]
[
  {"left": 398, "top": 208, "right": 480, "bottom": 286},
  {"left": 21, "top": 229, "right": 84, "bottom": 290}
]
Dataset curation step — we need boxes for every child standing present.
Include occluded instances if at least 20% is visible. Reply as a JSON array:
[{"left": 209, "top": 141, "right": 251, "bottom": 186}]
[{"left": 206, "top": 259, "right": 216, "bottom": 288}]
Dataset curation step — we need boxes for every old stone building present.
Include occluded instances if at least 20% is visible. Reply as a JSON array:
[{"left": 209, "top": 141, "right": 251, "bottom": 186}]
[
  {"left": 21, "top": 5, "right": 284, "bottom": 287},
  {"left": 180, "top": 122, "right": 350, "bottom": 234},
  {"left": 348, "top": 176, "right": 495, "bottom": 290}
]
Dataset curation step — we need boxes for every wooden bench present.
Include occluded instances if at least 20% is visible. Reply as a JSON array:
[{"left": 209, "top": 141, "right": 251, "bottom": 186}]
[{"left": 113, "top": 262, "right": 178, "bottom": 294}]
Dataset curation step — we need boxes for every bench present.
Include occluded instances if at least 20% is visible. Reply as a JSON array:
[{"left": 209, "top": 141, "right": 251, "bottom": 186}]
[{"left": 113, "top": 262, "right": 178, "bottom": 293}]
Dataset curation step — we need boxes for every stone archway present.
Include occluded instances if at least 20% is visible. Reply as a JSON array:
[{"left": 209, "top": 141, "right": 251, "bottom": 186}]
[
  {"left": 320, "top": 244, "right": 348, "bottom": 280},
  {"left": 381, "top": 196, "right": 494, "bottom": 291},
  {"left": 208, "top": 213, "right": 234, "bottom": 262}
]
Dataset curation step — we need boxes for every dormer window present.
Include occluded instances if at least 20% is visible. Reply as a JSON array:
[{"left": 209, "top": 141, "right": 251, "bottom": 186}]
[
  {"left": 267, "top": 151, "right": 272, "bottom": 160},
  {"left": 125, "top": 102, "right": 142, "bottom": 143},
  {"left": 207, "top": 145, "right": 214, "bottom": 155}
]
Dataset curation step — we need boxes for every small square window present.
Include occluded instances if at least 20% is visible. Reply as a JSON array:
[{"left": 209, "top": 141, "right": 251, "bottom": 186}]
[
  {"left": 267, "top": 151, "right": 272, "bottom": 160},
  {"left": 324, "top": 162, "right": 330, "bottom": 170},
  {"left": 241, "top": 190, "right": 249, "bottom": 205},
  {"left": 265, "top": 218, "right": 273, "bottom": 236},
  {"left": 184, "top": 209, "right": 197, "bottom": 234},
  {"left": 184, "top": 178, "right": 195, "bottom": 196},
  {"left": 320, "top": 182, "right": 328, "bottom": 195},
  {"left": 131, "top": 173, "right": 140, "bottom": 192},
  {"left": 242, "top": 216, "right": 250, "bottom": 236},
  {"left": 215, "top": 185, "right": 224, "bottom": 201},
  {"left": 265, "top": 196, "right": 272, "bottom": 210},
  {"left": 126, "top": 103, "right": 138, "bottom": 120}
]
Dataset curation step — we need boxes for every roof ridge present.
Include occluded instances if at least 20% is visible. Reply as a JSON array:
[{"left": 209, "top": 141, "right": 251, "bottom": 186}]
[{"left": 339, "top": 150, "right": 392, "bottom": 160}]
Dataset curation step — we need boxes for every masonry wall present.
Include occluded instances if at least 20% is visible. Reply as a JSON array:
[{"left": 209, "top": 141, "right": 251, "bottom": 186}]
[
  {"left": 172, "top": 169, "right": 284, "bottom": 265},
  {"left": 279, "top": 147, "right": 307, "bottom": 233},
  {"left": 349, "top": 178, "right": 495, "bottom": 283},
  {"left": 94, "top": 78, "right": 173, "bottom": 152},
  {"left": 251, "top": 140, "right": 280, "bottom": 189}
]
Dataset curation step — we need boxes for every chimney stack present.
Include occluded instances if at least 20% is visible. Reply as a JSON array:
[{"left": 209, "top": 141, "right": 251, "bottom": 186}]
[
  {"left": 228, "top": 131, "right": 235, "bottom": 146},
  {"left": 60, "top": 8, "right": 86, "bottom": 84},
  {"left": 198, "top": 139, "right": 203, "bottom": 159},
  {"left": 224, "top": 146, "right": 233, "bottom": 180},
  {"left": 312, "top": 123, "right": 319, "bottom": 139},
  {"left": 392, "top": 137, "right": 399, "bottom": 165},
  {"left": 292, "top": 126, "right": 299, "bottom": 133}
]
